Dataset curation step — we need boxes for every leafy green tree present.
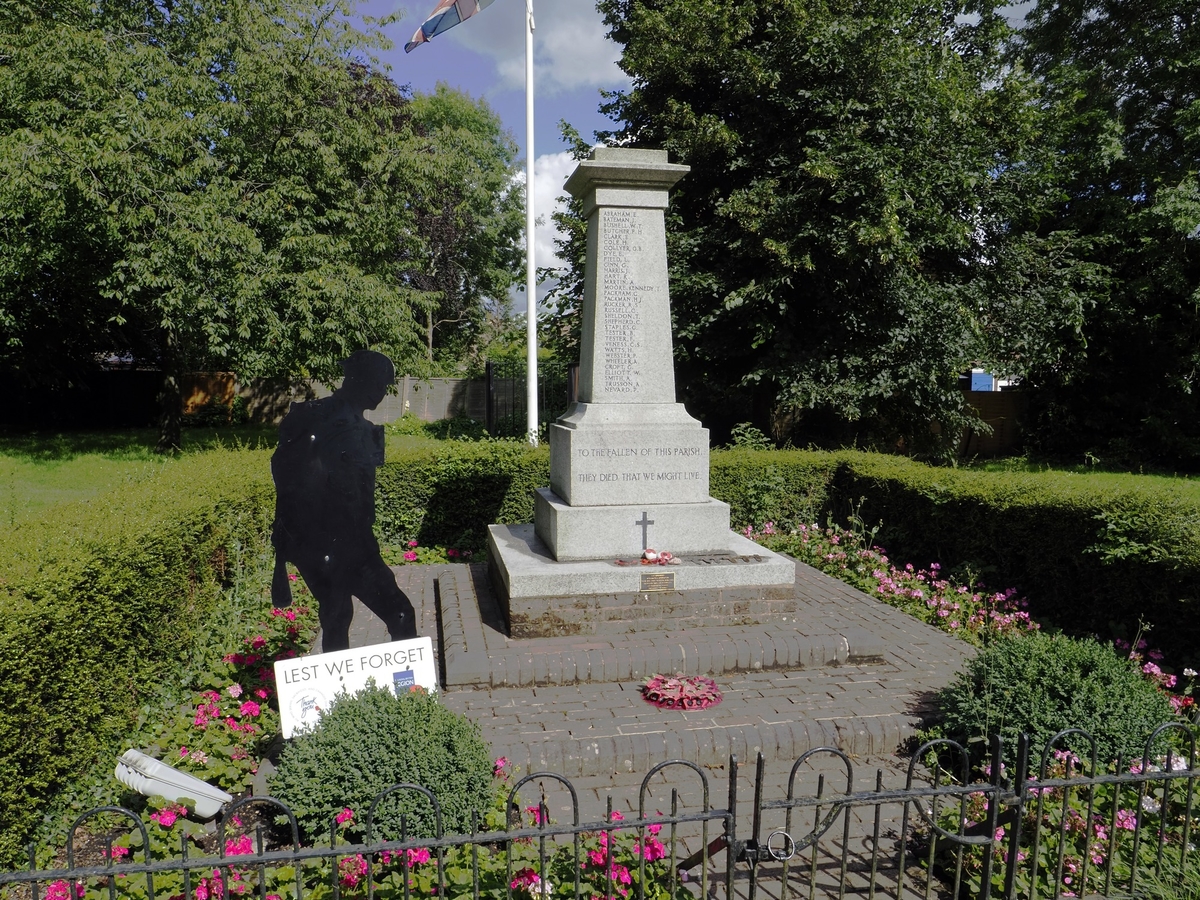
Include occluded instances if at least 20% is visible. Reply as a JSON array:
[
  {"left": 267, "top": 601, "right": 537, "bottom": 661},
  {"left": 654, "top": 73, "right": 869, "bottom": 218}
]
[
  {"left": 539, "top": 122, "right": 592, "bottom": 362},
  {"left": 591, "top": 0, "right": 1101, "bottom": 455},
  {"left": 0, "top": 0, "right": 521, "bottom": 449},
  {"left": 1013, "top": 0, "right": 1200, "bottom": 469},
  {"left": 405, "top": 85, "right": 525, "bottom": 372}
]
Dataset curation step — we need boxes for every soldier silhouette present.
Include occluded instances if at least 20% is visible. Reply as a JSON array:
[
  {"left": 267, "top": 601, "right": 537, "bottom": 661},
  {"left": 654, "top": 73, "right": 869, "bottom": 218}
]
[{"left": 270, "top": 350, "right": 417, "bottom": 651}]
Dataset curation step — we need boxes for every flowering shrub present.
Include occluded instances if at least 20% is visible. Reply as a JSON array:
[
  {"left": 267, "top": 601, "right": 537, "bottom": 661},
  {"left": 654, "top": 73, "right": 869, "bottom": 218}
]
[
  {"left": 64, "top": 759, "right": 690, "bottom": 900},
  {"left": 147, "top": 593, "right": 318, "bottom": 794},
  {"left": 748, "top": 521, "right": 1038, "bottom": 646},
  {"left": 381, "top": 540, "right": 474, "bottom": 566},
  {"left": 930, "top": 747, "right": 1198, "bottom": 899}
]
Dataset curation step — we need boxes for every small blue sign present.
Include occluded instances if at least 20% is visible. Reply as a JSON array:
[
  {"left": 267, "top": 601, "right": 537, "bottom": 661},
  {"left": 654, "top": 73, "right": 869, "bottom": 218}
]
[
  {"left": 392, "top": 669, "right": 416, "bottom": 694},
  {"left": 970, "top": 372, "right": 995, "bottom": 392}
]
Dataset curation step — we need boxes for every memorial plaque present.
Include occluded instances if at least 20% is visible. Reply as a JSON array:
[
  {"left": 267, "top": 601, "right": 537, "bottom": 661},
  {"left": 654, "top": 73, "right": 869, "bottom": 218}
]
[{"left": 640, "top": 571, "right": 676, "bottom": 592}]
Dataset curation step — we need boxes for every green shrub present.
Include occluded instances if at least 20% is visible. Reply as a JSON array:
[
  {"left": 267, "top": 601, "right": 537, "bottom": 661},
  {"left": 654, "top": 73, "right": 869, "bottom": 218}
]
[
  {"left": 832, "top": 453, "right": 1200, "bottom": 661},
  {"left": 935, "top": 632, "right": 1175, "bottom": 766},
  {"left": 269, "top": 684, "right": 494, "bottom": 841},
  {"left": 0, "top": 447, "right": 275, "bottom": 865},
  {"left": 375, "top": 439, "right": 549, "bottom": 550}
]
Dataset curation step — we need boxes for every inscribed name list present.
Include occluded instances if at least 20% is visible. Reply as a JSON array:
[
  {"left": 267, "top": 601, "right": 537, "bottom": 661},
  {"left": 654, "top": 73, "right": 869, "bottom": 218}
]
[
  {"left": 274, "top": 637, "right": 437, "bottom": 738},
  {"left": 598, "top": 208, "right": 652, "bottom": 399}
]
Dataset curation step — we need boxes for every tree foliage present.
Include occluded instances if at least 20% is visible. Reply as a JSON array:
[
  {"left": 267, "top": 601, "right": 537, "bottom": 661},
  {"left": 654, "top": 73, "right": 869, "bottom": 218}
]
[
  {"left": 0, "top": 0, "right": 521, "bottom": 448},
  {"left": 405, "top": 85, "right": 525, "bottom": 372},
  {"left": 587, "top": 0, "right": 1103, "bottom": 455},
  {"left": 1013, "top": 0, "right": 1200, "bottom": 469}
]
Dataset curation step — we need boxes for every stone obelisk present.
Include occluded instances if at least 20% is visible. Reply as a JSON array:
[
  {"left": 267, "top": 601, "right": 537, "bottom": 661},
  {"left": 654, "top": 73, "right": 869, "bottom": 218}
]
[{"left": 487, "top": 148, "right": 794, "bottom": 636}]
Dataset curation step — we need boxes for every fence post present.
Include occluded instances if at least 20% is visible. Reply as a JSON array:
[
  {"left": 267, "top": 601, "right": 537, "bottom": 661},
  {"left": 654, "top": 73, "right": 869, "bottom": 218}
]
[
  {"left": 1002, "top": 733, "right": 1031, "bottom": 900},
  {"left": 725, "top": 754, "right": 739, "bottom": 900},
  {"left": 979, "top": 733, "right": 1006, "bottom": 900},
  {"left": 485, "top": 362, "right": 494, "bottom": 435}
]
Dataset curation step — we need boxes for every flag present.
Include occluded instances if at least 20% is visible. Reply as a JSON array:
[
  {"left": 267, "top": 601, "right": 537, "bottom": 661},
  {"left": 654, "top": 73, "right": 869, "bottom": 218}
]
[{"left": 405, "top": 0, "right": 496, "bottom": 52}]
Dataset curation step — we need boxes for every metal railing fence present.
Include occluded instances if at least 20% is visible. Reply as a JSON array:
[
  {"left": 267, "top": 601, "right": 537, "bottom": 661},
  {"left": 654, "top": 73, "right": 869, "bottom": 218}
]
[{"left": 5, "top": 727, "right": 1198, "bottom": 900}]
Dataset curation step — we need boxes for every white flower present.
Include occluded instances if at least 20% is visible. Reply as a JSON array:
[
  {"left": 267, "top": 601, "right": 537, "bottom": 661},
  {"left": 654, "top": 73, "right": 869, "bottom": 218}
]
[
  {"left": 1141, "top": 795, "right": 1161, "bottom": 815},
  {"left": 1185, "top": 668, "right": 1198, "bottom": 677}
]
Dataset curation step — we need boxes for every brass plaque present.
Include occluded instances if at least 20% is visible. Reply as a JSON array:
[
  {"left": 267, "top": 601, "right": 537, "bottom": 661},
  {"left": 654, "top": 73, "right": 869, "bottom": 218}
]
[{"left": 640, "top": 571, "right": 676, "bottom": 592}]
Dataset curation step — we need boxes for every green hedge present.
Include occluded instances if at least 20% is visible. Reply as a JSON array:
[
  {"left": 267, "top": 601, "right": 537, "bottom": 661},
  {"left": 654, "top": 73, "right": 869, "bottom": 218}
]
[
  {"left": 378, "top": 441, "right": 1200, "bottom": 659},
  {"left": 831, "top": 453, "right": 1200, "bottom": 659},
  {"left": 376, "top": 440, "right": 549, "bottom": 549},
  {"left": 0, "top": 448, "right": 274, "bottom": 865}
]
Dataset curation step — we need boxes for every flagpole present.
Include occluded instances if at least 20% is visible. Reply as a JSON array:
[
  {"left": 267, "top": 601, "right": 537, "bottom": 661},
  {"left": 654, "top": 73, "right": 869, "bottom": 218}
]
[{"left": 524, "top": 0, "right": 538, "bottom": 447}]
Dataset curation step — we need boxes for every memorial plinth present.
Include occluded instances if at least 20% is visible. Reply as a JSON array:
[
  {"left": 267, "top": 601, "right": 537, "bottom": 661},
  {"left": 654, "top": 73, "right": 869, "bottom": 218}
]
[{"left": 488, "top": 148, "right": 794, "bottom": 635}]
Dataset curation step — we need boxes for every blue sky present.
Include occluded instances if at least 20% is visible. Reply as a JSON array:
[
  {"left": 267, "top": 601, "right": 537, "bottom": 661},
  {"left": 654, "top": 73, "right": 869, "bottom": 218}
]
[{"left": 358, "top": 0, "right": 631, "bottom": 298}]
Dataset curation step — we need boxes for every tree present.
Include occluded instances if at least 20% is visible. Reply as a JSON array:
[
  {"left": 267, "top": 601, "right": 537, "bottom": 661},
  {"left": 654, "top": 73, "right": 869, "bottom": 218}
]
[
  {"left": 0, "top": 0, "right": 520, "bottom": 450},
  {"left": 1013, "top": 0, "right": 1200, "bottom": 469},
  {"left": 405, "top": 85, "right": 525, "bottom": 372},
  {"left": 591, "top": 0, "right": 1101, "bottom": 455}
]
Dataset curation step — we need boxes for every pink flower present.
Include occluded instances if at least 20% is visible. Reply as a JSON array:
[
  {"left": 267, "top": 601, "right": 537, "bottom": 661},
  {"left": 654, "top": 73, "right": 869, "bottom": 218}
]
[
  {"left": 447, "top": 549, "right": 459, "bottom": 557},
  {"left": 493, "top": 757, "right": 509, "bottom": 777},
  {"left": 636, "top": 836, "right": 666, "bottom": 861},
  {"left": 338, "top": 854, "right": 368, "bottom": 888},
  {"left": 238, "top": 700, "right": 261, "bottom": 717},
  {"left": 250, "top": 635, "right": 267, "bottom": 650},
  {"left": 179, "top": 746, "right": 189, "bottom": 757},
  {"left": 255, "top": 688, "right": 270, "bottom": 699},
  {"left": 407, "top": 540, "right": 419, "bottom": 548},
  {"left": 526, "top": 804, "right": 545, "bottom": 825},
  {"left": 225, "top": 834, "right": 254, "bottom": 857},
  {"left": 226, "top": 684, "right": 244, "bottom": 699},
  {"left": 608, "top": 809, "right": 624, "bottom": 822},
  {"left": 288, "top": 573, "right": 298, "bottom": 582},
  {"left": 404, "top": 551, "right": 418, "bottom": 562},
  {"left": 45, "top": 883, "right": 85, "bottom": 900},
  {"left": 1116, "top": 809, "right": 1137, "bottom": 831},
  {"left": 150, "top": 804, "right": 187, "bottom": 828},
  {"left": 511, "top": 867, "right": 547, "bottom": 894},
  {"left": 407, "top": 847, "right": 431, "bottom": 867},
  {"left": 336, "top": 808, "right": 355, "bottom": 825}
]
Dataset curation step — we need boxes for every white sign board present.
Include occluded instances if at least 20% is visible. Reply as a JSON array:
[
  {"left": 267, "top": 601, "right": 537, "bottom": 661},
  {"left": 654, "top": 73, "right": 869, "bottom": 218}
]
[{"left": 274, "top": 637, "right": 438, "bottom": 739}]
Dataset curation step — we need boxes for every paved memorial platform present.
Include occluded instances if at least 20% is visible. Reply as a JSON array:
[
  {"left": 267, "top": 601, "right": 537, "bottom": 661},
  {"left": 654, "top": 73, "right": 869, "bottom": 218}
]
[{"left": 331, "top": 558, "right": 973, "bottom": 787}]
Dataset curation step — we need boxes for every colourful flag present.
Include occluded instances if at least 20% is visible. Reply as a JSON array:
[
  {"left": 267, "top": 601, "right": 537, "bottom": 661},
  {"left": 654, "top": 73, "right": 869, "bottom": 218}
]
[{"left": 405, "top": 0, "right": 496, "bottom": 52}]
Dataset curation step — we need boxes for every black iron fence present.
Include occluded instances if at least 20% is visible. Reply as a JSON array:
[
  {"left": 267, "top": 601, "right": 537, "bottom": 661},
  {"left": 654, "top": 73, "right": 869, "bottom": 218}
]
[
  {"left": 484, "top": 360, "right": 576, "bottom": 439},
  {"left": 6, "top": 727, "right": 1199, "bottom": 900}
]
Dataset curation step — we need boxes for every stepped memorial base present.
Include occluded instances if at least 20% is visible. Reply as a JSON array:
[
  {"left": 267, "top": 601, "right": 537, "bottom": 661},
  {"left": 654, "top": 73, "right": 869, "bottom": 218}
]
[{"left": 487, "top": 523, "right": 797, "bottom": 638}]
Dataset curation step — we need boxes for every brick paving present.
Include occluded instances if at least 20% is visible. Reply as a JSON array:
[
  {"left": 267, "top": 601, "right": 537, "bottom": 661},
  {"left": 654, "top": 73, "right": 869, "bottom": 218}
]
[
  {"left": 329, "top": 557, "right": 970, "bottom": 799},
  {"left": 317, "top": 559, "right": 970, "bottom": 898}
]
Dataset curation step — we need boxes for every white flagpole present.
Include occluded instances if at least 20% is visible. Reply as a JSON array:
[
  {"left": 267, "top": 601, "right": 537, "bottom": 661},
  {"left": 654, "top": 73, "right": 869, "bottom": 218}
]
[{"left": 524, "top": 0, "right": 538, "bottom": 446}]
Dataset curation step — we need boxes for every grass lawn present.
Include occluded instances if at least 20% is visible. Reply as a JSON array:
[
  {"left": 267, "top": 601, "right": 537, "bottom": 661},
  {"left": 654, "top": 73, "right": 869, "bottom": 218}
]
[
  {"left": 0, "top": 427, "right": 278, "bottom": 524},
  {"left": 0, "top": 426, "right": 446, "bottom": 525},
  {"left": 965, "top": 455, "right": 1200, "bottom": 498}
]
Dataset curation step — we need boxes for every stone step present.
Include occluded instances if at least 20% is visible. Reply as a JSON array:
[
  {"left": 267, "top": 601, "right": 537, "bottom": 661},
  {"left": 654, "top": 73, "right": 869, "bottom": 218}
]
[
  {"left": 435, "top": 567, "right": 887, "bottom": 689},
  {"left": 441, "top": 667, "right": 925, "bottom": 779}
]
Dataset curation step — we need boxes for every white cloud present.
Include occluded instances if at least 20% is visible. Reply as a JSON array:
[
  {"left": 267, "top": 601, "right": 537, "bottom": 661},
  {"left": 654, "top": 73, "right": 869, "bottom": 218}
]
[
  {"left": 510, "top": 149, "right": 583, "bottom": 312},
  {"left": 445, "top": 0, "right": 628, "bottom": 97}
]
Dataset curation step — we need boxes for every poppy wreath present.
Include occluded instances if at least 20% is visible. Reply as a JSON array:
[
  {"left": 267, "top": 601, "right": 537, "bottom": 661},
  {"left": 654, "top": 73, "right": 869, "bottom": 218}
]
[{"left": 640, "top": 674, "right": 723, "bottom": 710}]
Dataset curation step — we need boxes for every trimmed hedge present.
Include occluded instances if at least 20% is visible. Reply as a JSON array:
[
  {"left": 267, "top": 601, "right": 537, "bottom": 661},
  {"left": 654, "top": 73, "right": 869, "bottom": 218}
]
[
  {"left": 0, "top": 448, "right": 274, "bottom": 865},
  {"left": 833, "top": 453, "right": 1200, "bottom": 660},
  {"left": 376, "top": 441, "right": 1200, "bottom": 661},
  {"left": 375, "top": 440, "right": 549, "bottom": 550}
]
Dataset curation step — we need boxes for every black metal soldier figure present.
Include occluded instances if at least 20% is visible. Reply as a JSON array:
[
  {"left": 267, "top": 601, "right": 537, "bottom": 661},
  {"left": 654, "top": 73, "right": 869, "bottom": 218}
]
[{"left": 270, "top": 350, "right": 417, "bottom": 651}]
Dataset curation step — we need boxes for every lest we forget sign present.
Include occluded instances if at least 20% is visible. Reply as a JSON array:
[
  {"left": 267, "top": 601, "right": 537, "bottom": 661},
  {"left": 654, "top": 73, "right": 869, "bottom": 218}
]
[{"left": 274, "top": 637, "right": 438, "bottom": 738}]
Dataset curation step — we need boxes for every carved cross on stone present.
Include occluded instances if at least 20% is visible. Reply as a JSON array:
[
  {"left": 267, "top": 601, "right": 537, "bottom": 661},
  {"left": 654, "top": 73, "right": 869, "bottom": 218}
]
[{"left": 635, "top": 511, "right": 655, "bottom": 550}]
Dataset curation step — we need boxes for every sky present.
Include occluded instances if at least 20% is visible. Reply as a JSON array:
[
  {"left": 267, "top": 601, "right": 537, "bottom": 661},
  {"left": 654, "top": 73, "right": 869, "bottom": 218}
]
[{"left": 357, "top": 0, "right": 631, "bottom": 307}]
